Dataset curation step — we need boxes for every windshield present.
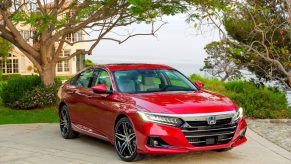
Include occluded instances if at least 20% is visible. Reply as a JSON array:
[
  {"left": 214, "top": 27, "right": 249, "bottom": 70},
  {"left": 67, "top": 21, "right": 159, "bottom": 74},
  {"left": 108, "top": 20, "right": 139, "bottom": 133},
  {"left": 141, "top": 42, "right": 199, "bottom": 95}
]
[{"left": 113, "top": 69, "right": 197, "bottom": 93}]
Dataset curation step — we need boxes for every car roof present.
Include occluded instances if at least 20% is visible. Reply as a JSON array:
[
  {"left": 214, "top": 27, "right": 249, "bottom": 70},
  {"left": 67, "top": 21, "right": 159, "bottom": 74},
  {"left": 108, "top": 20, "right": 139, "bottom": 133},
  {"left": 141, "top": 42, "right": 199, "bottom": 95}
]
[{"left": 94, "top": 63, "right": 174, "bottom": 71}]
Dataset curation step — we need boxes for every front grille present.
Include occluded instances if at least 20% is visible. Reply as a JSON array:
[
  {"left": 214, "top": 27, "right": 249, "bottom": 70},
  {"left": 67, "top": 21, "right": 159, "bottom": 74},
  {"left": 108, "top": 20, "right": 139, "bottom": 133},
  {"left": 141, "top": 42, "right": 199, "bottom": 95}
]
[
  {"left": 186, "top": 118, "right": 232, "bottom": 127},
  {"left": 182, "top": 118, "right": 237, "bottom": 147}
]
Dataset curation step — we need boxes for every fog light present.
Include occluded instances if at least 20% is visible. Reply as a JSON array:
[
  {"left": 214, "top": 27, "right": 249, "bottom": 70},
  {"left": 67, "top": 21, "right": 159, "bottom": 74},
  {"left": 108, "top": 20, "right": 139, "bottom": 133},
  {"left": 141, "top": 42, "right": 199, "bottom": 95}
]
[
  {"left": 147, "top": 136, "right": 172, "bottom": 148},
  {"left": 153, "top": 140, "right": 159, "bottom": 147}
]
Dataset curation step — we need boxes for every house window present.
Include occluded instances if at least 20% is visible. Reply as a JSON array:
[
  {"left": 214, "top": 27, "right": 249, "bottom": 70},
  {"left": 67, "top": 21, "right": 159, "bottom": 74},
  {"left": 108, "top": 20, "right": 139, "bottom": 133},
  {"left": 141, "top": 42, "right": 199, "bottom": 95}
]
[
  {"left": 57, "top": 50, "right": 70, "bottom": 73},
  {"left": 65, "top": 31, "right": 83, "bottom": 42},
  {"left": 76, "top": 52, "right": 85, "bottom": 72},
  {"left": 65, "top": 33, "right": 72, "bottom": 42},
  {"left": 0, "top": 54, "right": 19, "bottom": 74},
  {"left": 76, "top": 31, "right": 83, "bottom": 41}
]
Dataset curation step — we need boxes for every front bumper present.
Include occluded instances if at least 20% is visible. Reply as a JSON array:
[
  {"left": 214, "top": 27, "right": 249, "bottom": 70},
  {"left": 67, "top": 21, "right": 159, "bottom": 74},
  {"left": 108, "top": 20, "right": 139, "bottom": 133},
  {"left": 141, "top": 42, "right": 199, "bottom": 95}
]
[{"left": 128, "top": 112, "right": 247, "bottom": 154}]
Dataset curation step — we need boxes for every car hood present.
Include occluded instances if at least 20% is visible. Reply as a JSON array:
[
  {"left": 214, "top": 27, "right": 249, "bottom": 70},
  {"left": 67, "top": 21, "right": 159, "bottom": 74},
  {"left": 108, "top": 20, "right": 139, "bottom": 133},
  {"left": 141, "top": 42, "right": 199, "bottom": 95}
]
[{"left": 128, "top": 90, "right": 237, "bottom": 114}]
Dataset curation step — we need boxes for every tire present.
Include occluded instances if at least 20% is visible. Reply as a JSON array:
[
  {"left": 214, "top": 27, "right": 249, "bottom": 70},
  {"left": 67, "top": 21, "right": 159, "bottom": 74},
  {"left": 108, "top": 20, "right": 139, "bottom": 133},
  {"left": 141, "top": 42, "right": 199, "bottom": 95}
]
[
  {"left": 215, "top": 147, "right": 233, "bottom": 152},
  {"left": 114, "top": 117, "right": 138, "bottom": 162},
  {"left": 59, "top": 105, "right": 79, "bottom": 139}
]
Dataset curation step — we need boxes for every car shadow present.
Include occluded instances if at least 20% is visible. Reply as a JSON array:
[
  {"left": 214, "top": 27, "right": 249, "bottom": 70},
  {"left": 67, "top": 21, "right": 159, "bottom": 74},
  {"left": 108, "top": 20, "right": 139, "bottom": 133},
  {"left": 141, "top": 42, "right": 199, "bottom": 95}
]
[{"left": 75, "top": 134, "right": 244, "bottom": 163}]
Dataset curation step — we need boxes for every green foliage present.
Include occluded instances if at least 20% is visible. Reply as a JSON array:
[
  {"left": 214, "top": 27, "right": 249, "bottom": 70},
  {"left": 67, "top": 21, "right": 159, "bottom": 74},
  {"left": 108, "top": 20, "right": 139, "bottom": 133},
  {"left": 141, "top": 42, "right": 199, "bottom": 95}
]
[
  {"left": 225, "top": 81, "right": 288, "bottom": 118},
  {"left": 85, "top": 59, "right": 95, "bottom": 67},
  {"left": 190, "top": 74, "right": 225, "bottom": 93},
  {"left": 0, "top": 38, "right": 13, "bottom": 58},
  {"left": 0, "top": 81, "right": 6, "bottom": 96},
  {"left": 222, "top": 0, "right": 290, "bottom": 87},
  {"left": 202, "top": 41, "right": 243, "bottom": 81},
  {"left": 1, "top": 75, "right": 61, "bottom": 109},
  {"left": 12, "top": 82, "right": 61, "bottom": 109},
  {"left": 190, "top": 74, "right": 291, "bottom": 119},
  {"left": 57, "top": 76, "right": 71, "bottom": 81},
  {"left": 9, "top": 0, "right": 189, "bottom": 33},
  {"left": 189, "top": 0, "right": 291, "bottom": 87},
  {"left": 1, "top": 75, "right": 42, "bottom": 105},
  {"left": 1, "top": 74, "right": 21, "bottom": 81}
]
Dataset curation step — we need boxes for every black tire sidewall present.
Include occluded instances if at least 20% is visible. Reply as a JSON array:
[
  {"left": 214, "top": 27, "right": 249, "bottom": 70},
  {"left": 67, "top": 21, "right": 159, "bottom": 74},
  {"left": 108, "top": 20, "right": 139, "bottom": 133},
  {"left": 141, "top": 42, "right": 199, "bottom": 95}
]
[{"left": 60, "top": 105, "right": 74, "bottom": 139}]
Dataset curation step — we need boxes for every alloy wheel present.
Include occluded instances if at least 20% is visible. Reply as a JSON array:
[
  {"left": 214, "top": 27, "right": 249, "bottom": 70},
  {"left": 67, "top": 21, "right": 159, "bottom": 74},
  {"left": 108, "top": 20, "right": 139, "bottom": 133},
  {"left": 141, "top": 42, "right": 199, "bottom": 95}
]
[
  {"left": 59, "top": 105, "right": 79, "bottom": 139},
  {"left": 60, "top": 107, "right": 69, "bottom": 136},
  {"left": 114, "top": 118, "right": 137, "bottom": 161}
]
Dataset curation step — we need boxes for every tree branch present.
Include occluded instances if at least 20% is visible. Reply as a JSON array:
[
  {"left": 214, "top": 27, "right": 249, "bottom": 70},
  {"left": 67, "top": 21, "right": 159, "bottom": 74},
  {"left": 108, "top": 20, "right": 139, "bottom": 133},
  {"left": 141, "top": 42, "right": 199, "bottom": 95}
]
[{"left": 102, "top": 22, "right": 167, "bottom": 44}]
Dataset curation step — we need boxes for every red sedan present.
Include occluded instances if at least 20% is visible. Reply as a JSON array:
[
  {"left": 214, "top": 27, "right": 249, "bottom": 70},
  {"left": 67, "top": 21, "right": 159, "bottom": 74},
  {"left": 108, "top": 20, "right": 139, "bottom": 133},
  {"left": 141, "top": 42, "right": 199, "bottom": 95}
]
[{"left": 57, "top": 63, "right": 247, "bottom": 161}]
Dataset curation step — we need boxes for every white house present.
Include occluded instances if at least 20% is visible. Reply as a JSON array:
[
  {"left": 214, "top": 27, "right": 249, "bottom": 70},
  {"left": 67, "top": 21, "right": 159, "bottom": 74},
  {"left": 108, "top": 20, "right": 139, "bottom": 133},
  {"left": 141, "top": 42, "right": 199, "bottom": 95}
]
[
  {"left": 0, "top": 30, "right": 87, "bottom": 76},
  {"left": 0, "top": 1, "right": 87, "bottom": 76}
]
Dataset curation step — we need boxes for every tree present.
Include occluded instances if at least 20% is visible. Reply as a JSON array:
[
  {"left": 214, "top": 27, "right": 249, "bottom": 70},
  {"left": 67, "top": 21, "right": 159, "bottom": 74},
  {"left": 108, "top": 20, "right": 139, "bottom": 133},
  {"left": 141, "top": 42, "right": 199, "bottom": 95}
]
[
  {"left": 201, "top": 41, "right": 243, "bottom": 81},
  {"left": 85, "top": 59, "right": 95, "bottom": 67},
  {"left": 0, "top": 0, "right": 190, "bottom": 85},
  {"left": 189, "top": 0, "right": 291, "bottom": 88},
  {"left": 223, "top": 0, "right": 291, "bottom": 87},
  {"left": 0, "top": 37, "right": 12, "bottom": 58}
]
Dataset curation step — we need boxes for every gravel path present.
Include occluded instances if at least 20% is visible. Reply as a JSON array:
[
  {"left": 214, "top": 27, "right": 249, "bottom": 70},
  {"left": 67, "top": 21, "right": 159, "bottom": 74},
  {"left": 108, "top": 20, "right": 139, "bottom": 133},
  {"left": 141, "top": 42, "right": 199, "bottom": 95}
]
[{"left": 247, "top": 119, "right": 291, "bottom": 152}]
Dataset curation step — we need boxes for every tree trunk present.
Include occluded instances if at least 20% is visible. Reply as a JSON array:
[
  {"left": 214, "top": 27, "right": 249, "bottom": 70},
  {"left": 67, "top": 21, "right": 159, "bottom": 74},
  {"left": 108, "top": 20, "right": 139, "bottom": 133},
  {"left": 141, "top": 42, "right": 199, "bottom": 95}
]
[
  {"left": 288, "top": 76, "right": 291, "bottom": 88},
  {"left": 39, "top": 63, "right": 56, "bottom": 86},
  {"left": 222, "top": 74, "right": 229, "bottom": 81}
]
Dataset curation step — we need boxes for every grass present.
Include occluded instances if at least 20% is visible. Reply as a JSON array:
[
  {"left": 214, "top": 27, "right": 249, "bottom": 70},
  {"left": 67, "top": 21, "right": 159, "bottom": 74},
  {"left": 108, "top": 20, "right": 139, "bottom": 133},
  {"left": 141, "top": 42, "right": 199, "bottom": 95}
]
[
  {"left": 0, "top": 104, "right": 59, "bottom": 125},
  {"left": 56, "top": 75, "right": 71, "bottom": 81}
]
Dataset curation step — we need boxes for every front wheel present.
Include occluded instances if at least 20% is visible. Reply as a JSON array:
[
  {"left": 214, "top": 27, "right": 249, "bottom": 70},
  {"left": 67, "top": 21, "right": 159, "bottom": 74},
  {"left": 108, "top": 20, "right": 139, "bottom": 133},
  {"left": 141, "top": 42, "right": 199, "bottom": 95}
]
[
  {"left": 114, "top": 117, "right": 138, "bottom": 162},
  {"left": 59, "top": 105, "right": 79, "bottom": 139}
]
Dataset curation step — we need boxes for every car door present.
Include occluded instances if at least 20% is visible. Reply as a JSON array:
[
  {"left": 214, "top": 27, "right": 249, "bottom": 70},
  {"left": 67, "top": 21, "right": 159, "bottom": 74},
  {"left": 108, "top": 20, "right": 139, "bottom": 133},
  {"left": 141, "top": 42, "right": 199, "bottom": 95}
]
[
  {"left": 82, "top": 68, "right": 118, "bottom": 138},
  {"left": 65, "top": 69, "right": 95, "bottom": 129}
]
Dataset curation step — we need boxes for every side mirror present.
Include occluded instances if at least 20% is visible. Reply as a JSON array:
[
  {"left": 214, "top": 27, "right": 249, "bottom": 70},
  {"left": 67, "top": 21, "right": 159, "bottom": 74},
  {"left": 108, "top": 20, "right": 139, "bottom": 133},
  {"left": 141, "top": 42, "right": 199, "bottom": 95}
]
[
  {"left": 92, "top": 84, "right": 110, "bottom": 94},
  {"left": 195, "top": 81, "right": 204, "bottom": 89}
]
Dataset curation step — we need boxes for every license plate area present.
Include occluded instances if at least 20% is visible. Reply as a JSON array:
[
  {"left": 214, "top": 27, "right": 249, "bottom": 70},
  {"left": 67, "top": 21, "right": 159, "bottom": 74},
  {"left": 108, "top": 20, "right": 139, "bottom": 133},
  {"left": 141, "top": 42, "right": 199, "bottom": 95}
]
[{"left": 206, "top": 137, "right": 215, "bottom": 145}]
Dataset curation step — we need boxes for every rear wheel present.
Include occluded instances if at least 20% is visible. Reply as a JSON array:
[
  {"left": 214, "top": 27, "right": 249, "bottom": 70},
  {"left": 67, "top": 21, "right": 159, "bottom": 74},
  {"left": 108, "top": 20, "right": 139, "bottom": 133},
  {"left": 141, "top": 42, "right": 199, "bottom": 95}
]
[
  {"left": 114, "top": 117, "right": 137, "bottom": 162},
  {"left": 59, "top": 105, "right": 79, "bottom": 139}
]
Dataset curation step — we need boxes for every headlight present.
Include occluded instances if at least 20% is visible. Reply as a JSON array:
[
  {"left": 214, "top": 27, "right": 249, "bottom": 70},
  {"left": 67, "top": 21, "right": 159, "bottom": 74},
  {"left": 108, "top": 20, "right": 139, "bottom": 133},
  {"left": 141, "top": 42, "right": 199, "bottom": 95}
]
[
  {"left": 232, "top": 107, "right": 243, "bottom": 123},
  {"left": 137, "top": 111, "right": 184, "bottom": 127}
]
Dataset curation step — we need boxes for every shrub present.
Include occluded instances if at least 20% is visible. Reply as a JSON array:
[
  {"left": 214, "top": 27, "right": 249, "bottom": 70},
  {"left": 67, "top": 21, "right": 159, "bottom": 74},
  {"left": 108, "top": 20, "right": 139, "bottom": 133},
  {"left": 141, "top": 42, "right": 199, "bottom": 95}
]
[
  {"left": 0, "top": 81, "right": 7, "bottom": 95},
  {"left": 10, "top": 83, "right": 61, "bottom": 109},
  {"left": 1, "top": 74, "right": 21, "bottom": 81},
  {"left": 1, "top": 75, "right": 41, "bottom": 105},
  {"left": 224, "top": 81, "right": 289, "bottom": 118},
  {"left": 1, "top": 75, "right": 61, "bottom": 110},
  {"left": 190, "top": 74, "right": 291, "bottom": 118},
  {"left": 190, "top": 74, "right": 225, "bottom": 93}
]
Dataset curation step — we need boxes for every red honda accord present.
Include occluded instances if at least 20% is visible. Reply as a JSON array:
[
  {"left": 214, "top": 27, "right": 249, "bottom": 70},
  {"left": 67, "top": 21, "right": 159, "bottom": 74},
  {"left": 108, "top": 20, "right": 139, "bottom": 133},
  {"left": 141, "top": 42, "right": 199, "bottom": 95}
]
[{"left": 57, "top": 63, "right": 247, "bottom": 161}]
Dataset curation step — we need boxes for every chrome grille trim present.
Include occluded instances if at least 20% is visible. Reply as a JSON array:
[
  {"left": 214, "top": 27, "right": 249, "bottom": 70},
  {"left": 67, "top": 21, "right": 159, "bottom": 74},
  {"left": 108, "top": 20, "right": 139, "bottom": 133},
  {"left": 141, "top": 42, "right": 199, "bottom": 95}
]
[
  {"left": 182, "top": 125, "right": 237, "bottom": 132},
  {"left": 180, "top": 113, "right": 237, "bottom": 147},
  {"left": 141, "top": 111, "right": 236, "bottom": 121},
  {"left": 185, "top": 131, "right": 235, "bottom": 138}
]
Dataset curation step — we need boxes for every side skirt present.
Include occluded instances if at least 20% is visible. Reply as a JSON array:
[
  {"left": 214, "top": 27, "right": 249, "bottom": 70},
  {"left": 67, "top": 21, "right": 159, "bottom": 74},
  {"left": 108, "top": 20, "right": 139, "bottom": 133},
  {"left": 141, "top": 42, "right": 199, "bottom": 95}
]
[{"left": 71, "top": 123, "right": 111, "bottom": 142}]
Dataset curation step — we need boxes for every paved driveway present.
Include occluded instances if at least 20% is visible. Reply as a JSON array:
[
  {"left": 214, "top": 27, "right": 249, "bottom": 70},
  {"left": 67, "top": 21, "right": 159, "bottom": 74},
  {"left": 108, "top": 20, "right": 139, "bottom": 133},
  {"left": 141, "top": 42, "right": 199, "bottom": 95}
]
[{"left": 0, "top": 124, "right": 290, "bottom": 164}]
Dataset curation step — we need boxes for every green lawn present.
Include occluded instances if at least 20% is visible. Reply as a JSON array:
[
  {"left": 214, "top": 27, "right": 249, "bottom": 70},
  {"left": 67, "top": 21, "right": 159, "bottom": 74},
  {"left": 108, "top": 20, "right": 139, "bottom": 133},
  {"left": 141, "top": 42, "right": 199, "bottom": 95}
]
[{"left": 0, "top": 104, "right": 59, "bottom": 124}]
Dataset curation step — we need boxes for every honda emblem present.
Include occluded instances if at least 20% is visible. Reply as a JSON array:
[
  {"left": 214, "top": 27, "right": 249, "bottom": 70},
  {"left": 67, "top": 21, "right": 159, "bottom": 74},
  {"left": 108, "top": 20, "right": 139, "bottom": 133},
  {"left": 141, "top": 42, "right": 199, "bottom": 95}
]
[{"left": 207, "top": 116, "right": 216, "bottom": 125}]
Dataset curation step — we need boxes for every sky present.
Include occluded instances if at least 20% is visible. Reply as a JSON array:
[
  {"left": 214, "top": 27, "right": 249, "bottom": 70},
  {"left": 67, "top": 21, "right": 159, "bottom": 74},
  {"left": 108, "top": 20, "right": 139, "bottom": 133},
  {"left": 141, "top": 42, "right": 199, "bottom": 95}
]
[{"left": 87, "top": 14, "right": 220, "bottom": 76}]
